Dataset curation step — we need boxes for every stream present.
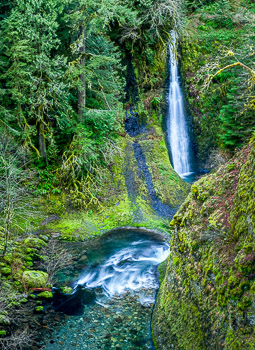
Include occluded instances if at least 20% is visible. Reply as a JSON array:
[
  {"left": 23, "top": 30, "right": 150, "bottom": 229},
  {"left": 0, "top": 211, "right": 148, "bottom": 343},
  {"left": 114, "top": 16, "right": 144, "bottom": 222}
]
[{"left": 36, "top": 230, "right": 169, "bottom": 349}]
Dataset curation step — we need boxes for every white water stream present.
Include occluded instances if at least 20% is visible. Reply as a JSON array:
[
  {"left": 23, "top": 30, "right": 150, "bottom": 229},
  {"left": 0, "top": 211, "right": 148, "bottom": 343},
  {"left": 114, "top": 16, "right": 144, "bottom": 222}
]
[
  {"left": 77, "top": 238, "right": 169, "bottom": 305},
  {"left": 167, "top": 31, "right": 192, "bottom": 178}
]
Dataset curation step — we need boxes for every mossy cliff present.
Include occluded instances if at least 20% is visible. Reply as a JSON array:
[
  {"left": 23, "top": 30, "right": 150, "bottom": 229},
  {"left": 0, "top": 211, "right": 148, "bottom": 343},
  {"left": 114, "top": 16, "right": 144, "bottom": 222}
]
[
  {"left": 45, "top": 109, "right": 190, "bottom": 240},
  {"left": 152, "top": 137, "right": 255, "bottom": 349}
]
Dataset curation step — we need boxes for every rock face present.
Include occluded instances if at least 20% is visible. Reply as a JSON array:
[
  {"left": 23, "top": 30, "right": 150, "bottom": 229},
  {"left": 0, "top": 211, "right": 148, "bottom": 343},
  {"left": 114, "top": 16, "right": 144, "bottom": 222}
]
[{"left": 152, "top": 138, "right": 255, "bottom": 349}]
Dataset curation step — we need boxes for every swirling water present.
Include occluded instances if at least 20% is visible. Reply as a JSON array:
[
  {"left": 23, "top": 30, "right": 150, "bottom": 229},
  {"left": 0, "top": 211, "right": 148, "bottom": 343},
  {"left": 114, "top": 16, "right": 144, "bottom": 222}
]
[{"left": 39, "top": 229, "right": 169, "bottom": 350}]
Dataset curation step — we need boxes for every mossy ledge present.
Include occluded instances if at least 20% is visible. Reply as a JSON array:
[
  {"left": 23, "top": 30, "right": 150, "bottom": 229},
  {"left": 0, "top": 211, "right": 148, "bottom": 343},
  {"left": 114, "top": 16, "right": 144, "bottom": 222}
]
[{"left": 152, "top": 137, "right": 255, "bottom": 349}]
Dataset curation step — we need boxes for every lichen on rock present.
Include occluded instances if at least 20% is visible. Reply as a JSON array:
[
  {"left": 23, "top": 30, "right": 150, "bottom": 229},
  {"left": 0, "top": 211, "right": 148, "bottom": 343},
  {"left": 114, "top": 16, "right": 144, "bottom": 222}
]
[{"left": 152, "top": 138, "right": 255, "bottom": 349}]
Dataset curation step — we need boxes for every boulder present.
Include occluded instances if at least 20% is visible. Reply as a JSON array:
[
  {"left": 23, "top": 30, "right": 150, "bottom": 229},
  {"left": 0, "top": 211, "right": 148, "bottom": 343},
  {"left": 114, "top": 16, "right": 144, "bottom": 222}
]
[
  {"left": 37, "top": 291, "right": 53, "bottom": 299},
  {"left": 60, "top": 286, "right": 73, "bottom": 294},
  {"left": 22, "top": 270, "right": 48, "bottom": 289}
]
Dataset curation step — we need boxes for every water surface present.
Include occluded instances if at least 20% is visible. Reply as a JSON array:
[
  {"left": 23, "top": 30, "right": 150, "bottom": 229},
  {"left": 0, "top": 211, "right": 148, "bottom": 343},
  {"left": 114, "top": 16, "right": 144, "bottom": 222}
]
[{"left": 38, "top": 229, "right": 169, "bottom": 350}]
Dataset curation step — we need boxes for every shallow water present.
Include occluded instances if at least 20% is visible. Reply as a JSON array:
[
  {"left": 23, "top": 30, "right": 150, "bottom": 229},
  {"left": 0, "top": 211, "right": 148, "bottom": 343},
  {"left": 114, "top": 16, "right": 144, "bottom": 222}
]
[{"left": 38, "top": 229, "right": 169, "bottom": 350}]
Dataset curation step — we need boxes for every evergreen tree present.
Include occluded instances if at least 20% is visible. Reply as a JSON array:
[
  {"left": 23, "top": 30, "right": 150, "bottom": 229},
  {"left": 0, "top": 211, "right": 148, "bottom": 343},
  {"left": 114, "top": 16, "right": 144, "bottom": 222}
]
[{"left": 0, "top": 0, "right": 73, "bottom": 164}]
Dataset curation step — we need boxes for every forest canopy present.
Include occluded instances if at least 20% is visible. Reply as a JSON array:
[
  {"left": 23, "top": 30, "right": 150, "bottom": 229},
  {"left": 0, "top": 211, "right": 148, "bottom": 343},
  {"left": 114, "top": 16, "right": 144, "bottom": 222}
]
[{"left": 0, "top": 0, "right": 181, "bottom": 208}]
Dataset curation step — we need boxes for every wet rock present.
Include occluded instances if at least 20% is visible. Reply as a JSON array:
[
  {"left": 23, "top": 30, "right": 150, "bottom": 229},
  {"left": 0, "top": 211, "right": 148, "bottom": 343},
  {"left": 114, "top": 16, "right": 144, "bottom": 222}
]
[
  {"left": 51, "top": 232, "right": 61, "bottom": 238},
  {"left": 79, "top": 255, "right": 88, "bottom": 263},
  {"left": 52, "top": 285, "right": 96, "bottom": 315},
  {"left": 37, "top": 291, "right": 53, "bottom": 299}
]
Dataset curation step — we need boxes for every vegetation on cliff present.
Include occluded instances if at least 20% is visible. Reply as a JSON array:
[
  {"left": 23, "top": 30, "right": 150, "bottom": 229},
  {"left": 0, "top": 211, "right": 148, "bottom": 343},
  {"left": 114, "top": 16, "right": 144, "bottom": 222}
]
[
  {"left": 180, "top": 0, "right": 255, "bottom": 165},
  {"left": 152, "top": 137, "right": 255, "bottom": 349}
]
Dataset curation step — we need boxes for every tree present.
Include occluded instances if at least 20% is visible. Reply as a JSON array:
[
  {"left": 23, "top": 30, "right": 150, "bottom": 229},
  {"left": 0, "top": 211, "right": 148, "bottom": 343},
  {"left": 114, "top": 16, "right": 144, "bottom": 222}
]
[
  {"left": 66, "top": 0, "right": 133, "bottom": 119},
  {"left": 38, "top": 240, "right": 73, "bottom": 285},
  {"left": 0, "top": 132, "right": 33, "bottom": 256},
  {"left": 201, "top": 49, "right": 255, "bottom": 149},
  {"left": 0, "top": 0, "right": 74, "bottom": 164}
]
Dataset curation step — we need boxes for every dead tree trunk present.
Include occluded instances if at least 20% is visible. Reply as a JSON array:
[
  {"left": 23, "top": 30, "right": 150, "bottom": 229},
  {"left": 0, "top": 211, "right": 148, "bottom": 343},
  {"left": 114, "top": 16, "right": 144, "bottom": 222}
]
[{"left": 38, "top": 121, "right": 48, "bottom": 165}]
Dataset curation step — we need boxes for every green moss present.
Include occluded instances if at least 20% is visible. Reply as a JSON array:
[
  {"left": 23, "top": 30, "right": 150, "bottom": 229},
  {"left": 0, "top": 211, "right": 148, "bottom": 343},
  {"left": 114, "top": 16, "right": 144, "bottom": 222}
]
[
  {"left": 37, "top": 291, "right": 53, "bottom": 299},
  {"left": 152, "top": 140, "right": 255, "bottom": 349},
  {"left": 0, "top": 315, "right": 10, "bottom": 326},
  {"left": 22, "top": 270, "right": 49, "bottom": 289},
  {"left": 157, "top": 259, "right": 168, "bottom": 284},
  {"left": 35, "top": 306, "right": 44, "bottom": 313},
  {"left": 60, "top": 286, "right": 73, "bottom": 294},
  {"left": 23, "top": 237, "right": 47, "bottom": 249},
  {"left": 45, "top": 123, "right": 188, "bottom": 241},
  {"left": 0, "top": 267, "right": 11, "bottom": 276}
]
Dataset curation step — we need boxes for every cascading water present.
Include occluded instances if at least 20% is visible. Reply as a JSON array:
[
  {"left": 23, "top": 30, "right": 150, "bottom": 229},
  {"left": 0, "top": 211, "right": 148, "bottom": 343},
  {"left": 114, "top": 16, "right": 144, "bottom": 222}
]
[
  {"left": 77, "top": 237, "right": 169, "bottom": 305},
  {"left": 39, "top": 230, "right": 170, "bottom": 350},
  {"left": 167, "top": 31, "right": 193, "bottom": 178}
]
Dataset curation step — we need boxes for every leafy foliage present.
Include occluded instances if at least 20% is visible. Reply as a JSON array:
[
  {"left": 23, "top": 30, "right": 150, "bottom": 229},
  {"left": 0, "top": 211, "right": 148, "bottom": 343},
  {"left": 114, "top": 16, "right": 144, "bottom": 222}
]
[{"left": 181, "top": 0, "right": 255, "bottom": 162}]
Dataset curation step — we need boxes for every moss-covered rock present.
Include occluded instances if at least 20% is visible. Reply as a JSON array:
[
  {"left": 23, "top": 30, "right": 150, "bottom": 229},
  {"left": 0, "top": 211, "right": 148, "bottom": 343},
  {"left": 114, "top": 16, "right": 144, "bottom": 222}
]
[
  {"left": 23, "top": 236, "right": 47, "bottom": 249},
  {"left": 0, "top": 330, "right": 6, "bottom": 337},
  {"left": 37, "top": 291, "right": 53, "bottom": 299},
  {"left": 34, "top": 306, "right": 44, "bottom": 313},
  {"left": 22, "top": 270, "right": 49, "bottom": 290},
  {"left": 46, "top": 113, "right": 190, "bottom": 240},
  {"left": 60, "top": 286, "right": 73, "bottom": 294},
  {"left": 152, "top": 138, "right": 255, "bottom": 349}
]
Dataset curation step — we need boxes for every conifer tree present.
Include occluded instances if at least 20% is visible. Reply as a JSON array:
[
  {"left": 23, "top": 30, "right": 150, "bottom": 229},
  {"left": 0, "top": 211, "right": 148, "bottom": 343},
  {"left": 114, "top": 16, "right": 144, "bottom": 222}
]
[{"left": 0, "top": 0, "right": 73, "bottom": 164}]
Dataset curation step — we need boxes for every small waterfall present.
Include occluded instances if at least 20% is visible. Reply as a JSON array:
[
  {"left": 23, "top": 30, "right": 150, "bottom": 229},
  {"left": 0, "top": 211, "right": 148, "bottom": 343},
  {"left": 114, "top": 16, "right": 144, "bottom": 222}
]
[{"left": 167, "top": 31, "right": 192, "bottom": 178}]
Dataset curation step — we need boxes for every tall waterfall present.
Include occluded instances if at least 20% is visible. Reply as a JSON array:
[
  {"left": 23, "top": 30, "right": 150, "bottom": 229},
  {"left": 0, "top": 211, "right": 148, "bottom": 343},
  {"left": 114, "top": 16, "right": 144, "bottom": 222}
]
[{"left": 167, "top": 31, "right": 192, "bottom": 177}]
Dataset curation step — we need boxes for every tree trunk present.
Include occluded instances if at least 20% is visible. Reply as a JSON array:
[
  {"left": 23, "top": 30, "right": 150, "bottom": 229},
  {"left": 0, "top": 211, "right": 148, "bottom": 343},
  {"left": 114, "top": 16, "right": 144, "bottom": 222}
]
[
  {"left": 2, "top": 195, "right": 10, "bottom": 257},
  {"left": 78, "top": 28, "right": 86, "bottom": 122},
  {"left": 39, "top": 121, "right": 48, "bottom": 165}
]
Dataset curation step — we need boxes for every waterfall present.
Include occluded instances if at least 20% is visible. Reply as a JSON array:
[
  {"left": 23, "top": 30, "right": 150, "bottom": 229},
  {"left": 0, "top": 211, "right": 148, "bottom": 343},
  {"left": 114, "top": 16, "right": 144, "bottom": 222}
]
[{"left": 167, "top": 31, "right": 192, "bottom": 178}]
